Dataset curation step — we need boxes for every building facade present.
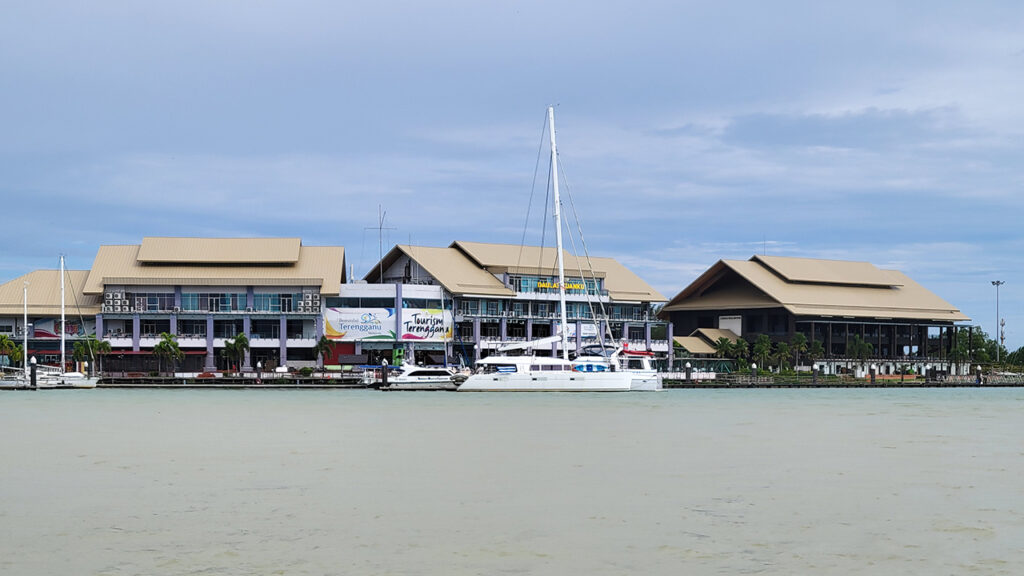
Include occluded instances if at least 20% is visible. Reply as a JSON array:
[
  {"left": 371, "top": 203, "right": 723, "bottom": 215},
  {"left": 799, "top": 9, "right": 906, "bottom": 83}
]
[
  {"left": 660, "top": 255, "right": 972, "bottom": 375},
  {"left": 352, "top": 242, "right": 669, "bottom": 365}
]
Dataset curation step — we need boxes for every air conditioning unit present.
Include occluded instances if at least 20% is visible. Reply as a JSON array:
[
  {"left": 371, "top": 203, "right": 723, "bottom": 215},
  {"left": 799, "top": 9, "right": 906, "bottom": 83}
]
[
  {"left": 172, "top": 306, "right": 181, "bottom": 313},
  {"left": 114, "top": 292, "right": 123, "bottom": 299},
  {"left": 114, "top": 306, "right": 122, "bottom": 312},
  {"left": 304, "top": 294, "right": 312, "bottom": 302},
  {"left": 104, "top": 293, "right": 113, "bottom": 302},
  {"left": 312, "top": 293, "right": 320, "bottom": 301},
  {"left": 102, "top": 305, "right": 112, "bottom": 313}
]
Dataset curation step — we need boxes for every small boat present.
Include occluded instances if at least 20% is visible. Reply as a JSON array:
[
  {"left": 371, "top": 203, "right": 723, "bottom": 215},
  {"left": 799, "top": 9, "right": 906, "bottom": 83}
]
[{"left": 380, "top": 363, "right": 460, "bottom": 391}]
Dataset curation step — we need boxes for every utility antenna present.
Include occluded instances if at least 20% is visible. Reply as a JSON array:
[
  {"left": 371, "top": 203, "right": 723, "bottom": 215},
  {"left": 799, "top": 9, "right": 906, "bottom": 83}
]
[{"left": 364, "top": 205, "right": 396, "bottom": 282}]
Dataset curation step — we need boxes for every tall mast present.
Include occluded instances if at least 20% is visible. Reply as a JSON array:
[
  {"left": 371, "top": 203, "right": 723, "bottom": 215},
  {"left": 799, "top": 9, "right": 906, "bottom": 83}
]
[
  {"left": 60, "top": 255, "right": 65, "bottom": 372},
  {"left": 23, "top": 281, "right": 29, "bottom": 379},
  {"left": 548, "top": 106, "right": 570, "bottom": 361}
]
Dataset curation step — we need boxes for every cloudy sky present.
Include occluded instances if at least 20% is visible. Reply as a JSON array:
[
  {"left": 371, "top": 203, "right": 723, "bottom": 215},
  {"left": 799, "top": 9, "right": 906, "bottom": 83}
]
[{"left": 3, "top": 1, "right": 1022, "bottom": 349}]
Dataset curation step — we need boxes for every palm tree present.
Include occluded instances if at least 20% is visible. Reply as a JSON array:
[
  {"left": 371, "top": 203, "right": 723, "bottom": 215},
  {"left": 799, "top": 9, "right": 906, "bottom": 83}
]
[
  {"left": 848, "top": 334, "right": 874, "bottom": 374},
  {"left": 0, "top": 334, "right": 15, "bottom": 367},
  {"left": 713, "top": 337, "right": 734, "bottom": 359},
  {"left": 790, "top": 333, "right": 808, "bottom": 368},
  {"left": 807, "top": 339, "right": 825, "bottom": 365},
  {"left": 774, "top": 341, "right": 792, "bottom": 371},
  {"left": 752, "top": 334, "right": 772, "bottom": 372},
  {"left": 732, "top": 338, "right": 750, "bottom": 363},
  {"left": 72, "top": 336, "right": 111, "bottom": 374},
  {"left": 8, "top": 343, "right": 24, "bottom": 368},
  {"left": 152, "top": 332, "right": 184, "bottom": 376},
  {"left": 313, "top": 336, "right": 334, "bottom": 373},
  {"left": 222, "top": 332, "right": 250, "bottom": 372}
]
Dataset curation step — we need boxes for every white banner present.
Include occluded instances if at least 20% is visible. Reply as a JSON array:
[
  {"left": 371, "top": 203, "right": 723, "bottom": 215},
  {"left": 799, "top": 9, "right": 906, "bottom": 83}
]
[
  {"left": 324, "top": 308, "right": 397, "bottom": 341},
  {"left": 400, "top": 308, "right": 453, "bottom": 342}
]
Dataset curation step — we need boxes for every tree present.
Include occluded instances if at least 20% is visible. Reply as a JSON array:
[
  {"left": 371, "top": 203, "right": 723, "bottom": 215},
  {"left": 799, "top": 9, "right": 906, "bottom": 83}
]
[
  {"left": 8, "top": 343, "right": 24, "bottom": 367},
  {"left": 221, "top": 332, "right": 250, "bottom": 372},
  {"left": 732, "top": 338, "right": 750, "bottom": 363},
  {"left": 807, "top": 339, "right": 825, "bottom": 365},
  {"left": 314, "top": 336, "right": 335, "bottom": 368},
  {"left": 848, "top": 334, "right": 874, "bottom": 373},
  {"left": 774, "top": 341, "right": 792, "bottom": 371},
  {"left": 152, "top": 332, "right": 184, "bottom": 376},
  {"left": 0, "top": 334, "right": 15, "bottom": 367},
  {"left": 72, "top": 335, "right": 111, "bottom": 372},
  {"left": 790, "top": 333, "right": 808, "bottom": 368},
  {"left": 752, "top": 335, "right": 772, "bottom": 371},
  {"left": 713, "top": 337, "right": 734, "bottom": 359}
]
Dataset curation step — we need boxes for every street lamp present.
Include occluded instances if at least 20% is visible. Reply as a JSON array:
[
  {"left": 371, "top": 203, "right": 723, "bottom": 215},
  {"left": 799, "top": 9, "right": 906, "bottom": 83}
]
[{"left": 992, "top": 280, "right": 1005, "bottom": 362}]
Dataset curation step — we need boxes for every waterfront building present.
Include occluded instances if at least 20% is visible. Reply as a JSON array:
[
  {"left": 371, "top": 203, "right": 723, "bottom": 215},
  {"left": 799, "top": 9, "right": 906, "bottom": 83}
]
[
  {"left": 659, "top": 255, "right": 972, "bottom": 375},
  {"left": 0, "top": 269, "right": 99, "bottom": 369},
  {"left": 333, "top": 242, "right": 669, "bottom": 366},
  {"left": 0, "top": 237, "right": 347, "bottom": 373}
]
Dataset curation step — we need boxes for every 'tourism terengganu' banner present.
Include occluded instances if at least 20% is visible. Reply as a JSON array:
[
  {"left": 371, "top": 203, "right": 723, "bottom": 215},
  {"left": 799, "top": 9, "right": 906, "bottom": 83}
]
[
  {"left": 324, "top": 308, "right": 397, "bottom": 341},
  {"left": 400, "top": 308, "right": 453, "bottom": 341}
]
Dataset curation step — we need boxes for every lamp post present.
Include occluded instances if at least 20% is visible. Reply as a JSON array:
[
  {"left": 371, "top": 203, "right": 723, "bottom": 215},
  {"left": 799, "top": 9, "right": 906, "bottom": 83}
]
[{"left": 992, "top": 280, "right": 1005, "bottom": 363}]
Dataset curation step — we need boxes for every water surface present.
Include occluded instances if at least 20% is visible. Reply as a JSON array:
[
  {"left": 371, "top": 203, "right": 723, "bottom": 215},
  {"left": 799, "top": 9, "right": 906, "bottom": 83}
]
[{"left": 2, "top": 388, "right": 1022, "bottom": 575}]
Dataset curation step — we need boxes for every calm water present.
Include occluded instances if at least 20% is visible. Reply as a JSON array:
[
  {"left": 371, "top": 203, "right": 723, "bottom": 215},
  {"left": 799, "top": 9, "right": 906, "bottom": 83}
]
[{"left": 1, "top": 388, "right": 1022, "bottom": 575}]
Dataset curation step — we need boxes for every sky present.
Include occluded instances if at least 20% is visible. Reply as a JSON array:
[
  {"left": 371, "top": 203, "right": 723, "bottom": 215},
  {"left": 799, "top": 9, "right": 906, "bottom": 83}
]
[{"left": 2, "top": 1, "right": 1022, "bottom": 349}]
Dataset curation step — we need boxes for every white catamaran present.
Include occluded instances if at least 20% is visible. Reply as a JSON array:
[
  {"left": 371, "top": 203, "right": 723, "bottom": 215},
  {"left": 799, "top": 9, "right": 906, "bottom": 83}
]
[{"left": 459, "top": 108, "right": 656, "bottom": 392}]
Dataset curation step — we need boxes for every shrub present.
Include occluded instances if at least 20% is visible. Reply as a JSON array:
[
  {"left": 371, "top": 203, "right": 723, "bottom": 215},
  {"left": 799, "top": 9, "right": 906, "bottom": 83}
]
[{"left": 299, "top": 367, "right": 314, "bottom": 377}]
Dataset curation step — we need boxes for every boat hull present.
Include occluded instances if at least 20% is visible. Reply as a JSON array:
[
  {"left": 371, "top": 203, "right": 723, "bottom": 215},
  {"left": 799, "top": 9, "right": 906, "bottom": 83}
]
[{"left": 458, "top": 371, "right": 632, "bottom": 392}]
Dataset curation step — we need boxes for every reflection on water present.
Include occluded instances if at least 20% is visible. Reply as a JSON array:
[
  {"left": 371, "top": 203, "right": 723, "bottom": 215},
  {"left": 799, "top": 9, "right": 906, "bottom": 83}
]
[{"left": 2, "top": 388, "right": 1022, "bottom": 575}]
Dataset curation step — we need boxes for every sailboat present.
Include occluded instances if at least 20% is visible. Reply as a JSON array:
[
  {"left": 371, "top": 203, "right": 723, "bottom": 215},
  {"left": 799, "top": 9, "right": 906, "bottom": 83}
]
[
  {"left": 36, "top": 256, "right": 98, "bottom": 389},
  {"left": 0, "top": 282, "right": 31, "bottom": 389},
  {"left": 459, "top": 108, "right": 636, "bottom": 392}
]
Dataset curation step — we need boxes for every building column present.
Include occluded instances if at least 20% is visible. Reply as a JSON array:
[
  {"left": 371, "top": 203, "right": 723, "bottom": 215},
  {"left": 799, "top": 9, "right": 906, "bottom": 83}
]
[
  {"left": 472, "top": 317, "right": 481, "bottom": 362},
  {"left": 96, "top": 314, "right": 104, "bottom": 340},
  {"left": 526, "top": 318, "right": 533, "bottom": 341},
  {"left": 500, "top": 316, "right": 507, "bottom": 342},
  {"left": 132, "top": 314, "right": 140, "bottom": 352},
  {"left": 667, "top": 321, "right": 674, "bottom": 371},
  {"left": 279, "top": 316, "right": 288, "bottom": 367},
  {"left": 242, "top": 315, "right": 252, "bottom": 371},
  {"left": 246, "top": 287, "right": 254, "bottom": 310},
  {"left": 621, "top": 322, "right": 630, "bottom": 341},
  {"left": 645, "top": 322, "right": 652, "bottom": 351},
  {"left": 395, "top": 283, "right": 403, "bottom": 343},
  {"left": 205, "top": 314, "right": 215, "bottom": 370},
  {"left": 169, "top": 313, "right": 177, "bottom": 336},
  {"left": 174, "top": 287, "right": 182, "bottom": 310}
]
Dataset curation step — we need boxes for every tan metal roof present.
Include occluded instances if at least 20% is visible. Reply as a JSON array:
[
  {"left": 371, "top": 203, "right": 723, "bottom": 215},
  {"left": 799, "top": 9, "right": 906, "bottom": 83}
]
[
  {"left": 672, "top": 336, "right": 716, "bottom": 355},
  {"left": 451, "top": 241, "right": 665, "bottom": 302},
  {"left": 367, "top": 245, "right": 514, "bottom": 297},
  {"left": 754, "top": 255, "right": 902, "bottom": 287},
  {"left": 693, "top": 328, "right": 741, "bottom": 343},
  {"left": 137, "top": 237, "right": 302, "bottom": 264},
  {"left": 84, "top": 243, "right": 345, "bottom": 295},
  {"left": 662, "top": 256, "right": 968, "bottom": 323},
  {"left": 0, "top": 270, "right": 101, "bottom": 316}
]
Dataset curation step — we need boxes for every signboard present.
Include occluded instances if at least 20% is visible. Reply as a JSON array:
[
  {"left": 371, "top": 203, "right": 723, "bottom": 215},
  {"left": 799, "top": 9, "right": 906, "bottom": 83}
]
[
  {"left": 400, "top": 308, "right": 453, "bottom": 341},
  {"left": 537, "top": 281, "right": 586, "bottom": 291},
  {"left": 556, "top": 323, "right": 599, "bottom": 338},
  {"left": 30, "top": 318, "right": 96, "bottom": 338},
  {"left": 324, "top": 308, "right": 397, "bottom": 341}
]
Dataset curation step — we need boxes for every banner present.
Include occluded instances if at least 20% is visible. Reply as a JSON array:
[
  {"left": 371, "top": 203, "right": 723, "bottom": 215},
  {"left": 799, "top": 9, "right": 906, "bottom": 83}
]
[
  {"left": 400, "top": 308, "right": 453, "bottom": 341},
  {"left": 556, "top": 323, "right": 599, "bottom": 338},
  {"left": 324, "top": 308, "right": 397, "bottom": 341},
  {"left": 30, "top": 318, "right": 96, "bottom": 338}
]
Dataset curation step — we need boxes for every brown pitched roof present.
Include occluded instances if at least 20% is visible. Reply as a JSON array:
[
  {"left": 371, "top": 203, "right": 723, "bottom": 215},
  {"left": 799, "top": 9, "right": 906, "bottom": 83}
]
[
  {"left": 662, "top": 256, "right": 968, "bottom": 323},
  {"left": 366, "top": 245, "right": 514, "bottom": 297}
]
